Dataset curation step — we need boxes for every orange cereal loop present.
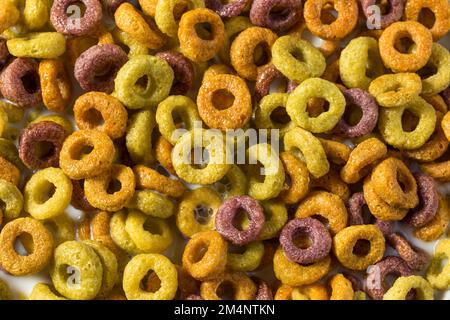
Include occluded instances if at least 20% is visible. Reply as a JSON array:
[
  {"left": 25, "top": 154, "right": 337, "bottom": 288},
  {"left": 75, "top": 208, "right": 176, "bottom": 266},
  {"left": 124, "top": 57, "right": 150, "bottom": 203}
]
[
  {"left": 379, "top": 21, "right": 433, "bottom": 73},
  {"left": 340, "top": 138, "right": 388, "bottom": 184},
  {"left": 133, "top": 165, "right": 186, "bottom": 198},
  {"left": 202, "top": 64, "right": 235, "bottom": 83},
  {"left": 413, "top": 194, "right": 450, "bottom": 242},
  {"left": 154, "top": 136, "right": 176, "bottom": 175},
  {"left": 274, "top": 284, "right": 295, "bottom": 300},
  {"left": 319, "top": 138, "right": 351, "bottom": 166},
  {"left": 310, "top": 169, "right": 350, "bottom": 202},
  {"left": 59, "top": 129, "right": 115, "bottom": 180},
  {"left": 74, "top": 92, "right": 128, "bottom": 140},
  {"left": 296, "top": 283, "right": 329, "bottom": 300},
  {"left": 178, "top": 8, "right": 225, "bottom": 62},
  {"left": 329, "top": 274, "right": 354, "bottom": 300},
  {"left": 278, "top": 151, "right": 310, "bottom": 204},
  {"left": 0, "top": 156, "right": 20, "bottom": 186},
  {"left": 38, "top": 59, "right": 72, "bottom": 112},
  {"left": 303, "top": 0, "right": 359, "bottom": 40},
  {"left": 200, "top": 271, "right": 256, "bottom": 300},
  {"left": 442, "top": 111, "right": 450, "bottom": 142},
  {"left": 115, "top": 3, "right": 166, "bottom": 49},
  {"left": 230, "top": 27, "right": 278, "bottom": 81},
  {"left": 197, "top": 74, "right": 252, "bottom": 130},
  {"left": 91, "top": 211, "right": 123, "bottom": 257}
]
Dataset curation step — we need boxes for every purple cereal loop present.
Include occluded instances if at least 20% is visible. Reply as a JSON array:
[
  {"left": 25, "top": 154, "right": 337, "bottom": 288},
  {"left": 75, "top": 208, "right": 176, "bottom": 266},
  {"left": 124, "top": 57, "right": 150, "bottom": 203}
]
[
  {"left": 374, "top": 219, "right": 395, "bottom": 237},
  {"left": 74, "top": 44, "right": 128, "bottom": 93},
  {"left": 103, "top": 0, "right": 125, "bottom": 16},
  {"left": 215, "top": 195, "right": 265, "bottom": 246},
  {"left": 343, "top": 272, "right": 364, "bottom": 292},
  {"left": 50, "top": 0, "right": 103, "bottom": 36},
  {"left": 366, "top": 256, "right": 413, "bottom": 300},
  {"left": 254, "top": 64, "right": 286, "bottom": 102},
  {"left": 71, "top": 179, "right": 97, "bottom": 212},
  {"left": 279, "top": 217, "right": 332, "bottom": 264},
  {"left": 404, "top": 172, "right": 439, "bottom": 228},
  {"left": 0, "top": 58, "right": 41, "bottom": 107},
  {"left": 250, "top": 0, "right": 302, "bottom": 33},
  {"left": 205, "top": 0, "right": 252, "bottom": 18},
  {"left": 387, "top": 233, "right": 430, "bottom": 271},
  {"left": 442, "top": 86, "right": 450, "bottom": 108},
  {"left": 361, "top": 0, "right": 404, "bottom": 29},
  {"left": 155, "top": 51, "right": 194, "bottom": 95},
  {"left": 334, "top": 88, "right": 379, "bottom": 138},
  {"left": 254, "top": 278, "right": 273, "bottom": 300},
  {"left": 185, "top": 294, "right": 203, "bottom": 300},
  {"left": 18, "top": 121, "right": 67, "bottom": 170}
]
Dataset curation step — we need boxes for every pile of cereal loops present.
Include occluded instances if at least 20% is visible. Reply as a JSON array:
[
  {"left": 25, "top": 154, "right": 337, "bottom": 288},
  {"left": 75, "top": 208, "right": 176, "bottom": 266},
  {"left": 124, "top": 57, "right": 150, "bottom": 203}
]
[{"left": 0, "top": 0, "right": 449, "bottom": 301}]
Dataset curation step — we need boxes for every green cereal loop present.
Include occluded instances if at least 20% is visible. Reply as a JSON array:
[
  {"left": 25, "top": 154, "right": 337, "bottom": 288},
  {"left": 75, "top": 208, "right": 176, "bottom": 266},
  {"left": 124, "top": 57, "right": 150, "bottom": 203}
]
[
  {"left": 176, "top": 187, "right": 222, "bottom": 238},
  {"left": 219, "top": 16, "right": 253, "bottom": 63},
  {"left": 29, "top": 283, "right": 66, "bottom": 300},
  {"left": 110, "top": 211, "right": 143, "bottom": 255},
  {"left": 369, "top": 73, "right": 422, "bottom": 108},
  {"left": 255, "top": 93, "right": 295, "bottom": 137},
  {"left": 125, "top": 210, "right": 173, "bottom": 253},
  {"left": 172, "top": 129, "right": 231, "bottom": 185},
  {"left": 383, "top": 276, "right": 434, "bottom": 300},
  {"left": 23, "top": 0, "right": 50, "bottom": 30},
  {"left": 112, "top": 29, "right": 149, "bottom": 57},
  {"left": 155, "top": 0, "right": 204, "bottom": 38},
  {"left": 44, "top": 214, "right": 75, "bottom": 246},
  {"left": 284, "top": 127, "right": 329, "bottom": 178},
  {"left": 83, "top": 240, "right": 118, "bottom": 298},
  {"left": 156, "top": 95, "right": 202, "bottom": 144},
  {"left": 24, "top": 168, "right": 72, "bottom": 220},
  {"left": 247, "top": 143, "right": 284, "bottom": 200},
  {"left": 421, "top": 43, "right": 450, "bottom": 96},
  {"left": 0, "top": 279, "right": 11, "bottom": 300},
  {"left": 426, "top": 239, "right": 450, "bottom": 290},
  {"left": 0, "top": 179, "right": 23, "bottom": 220},
  {"left": 214, "top": 164, "right": 247, "bottom": 199},
  {"left": 0, "top": 138, "right": 24, "bottom": 169},
  {"left": 125, "top": 190, "right": 175, "bottom": 218},
  {"left": 126, "top": 110, "right": 156, "bottom": 166},
  {"left": 286, "top": 78, "right": 345, "bottom": 133},
  {"left": 227, "top": 241, "right": 264, "bottom": 272},
  {"left": 50, "top": 241, "right": 103, "bottom": 300},
  {"left": 31, "top": 114, "right": 73, "bottom": 133},
  {"left": 272, "top": 36, "right": 326, "bottom": 83},
  {"left": 114, "top": 55, "right": 174, "bottom": 109},
  {"left": 123, "top": 253, "right": 178, "bottom": 300},
  {"left": 340, "top": 37, "right": 385, "bottom": 90},
  {"left": 7, "top": 32, "right": 66, "bottom": 59},
  {"left": 0, "top": 100, "right": 24, "bottom": 123},
  {"left": 258, "top": 200, "right": 288, "bottom": 240},
  {"left": 378, "top": 97, "right": 436, "bottom": 150}
]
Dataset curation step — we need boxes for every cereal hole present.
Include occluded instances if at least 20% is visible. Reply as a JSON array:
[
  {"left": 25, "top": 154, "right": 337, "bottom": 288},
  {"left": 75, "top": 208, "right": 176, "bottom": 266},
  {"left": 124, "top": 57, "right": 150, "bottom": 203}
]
[
  {"left": 21, "top": 71, "right": 40, "bottom": 94},
  {"left": 35, "top": 141, "right": 55, "bottom": 160},
  {"left": 192, "top": 241, "right": 208, "bottom": 263},
  {"left": 74, "top": 144, "right": 94, "bottom": 160},
  {"left": 418, "top": 8, "right": 436, "bottom": 29},
  {"left": 190, "top": 147, "right": 209, "bottom": 169},
  {"left": 195, "top": 22, "right": 214, "bottom": 41},
  {"left": 270, "top": 106, "right": 291, "bottom": 125},
  {"left": 106, "top": 178, "right": 122, "bottom": 194},
  {"left": 343, "top": 103, "right": 363, "bottom": 126},
  {"left": 142, "top": 270, "right": 161, "bottom": 293},
  {"left": 401, "top": 110, "right": 419, "bottom": 132},
  {"left": 212, "top": 89, "right": 235, "bottom": 110},
  {"left": 394, "top": 36, "right": 415, "bottom": 54},
  {"left": 214, "top": 176, "right": 232, "bottom": 195},
  {"left": 143, "top": 219, "right": 163, "bottom": 235},
  {"left": 269, "top": 5, "right": 291, "bottom": 22},
  {"left": 14, "top": 233, "right": 34, "bottom": 256},
  {"left": 307, "top": 98, "right": 330, "bottom": 118},
  {"left": 232, "top": 208, "right": 250, "bottom": 231},
  {"left": 194, "top": 204, "right": 213, "bottom": 225},
  {"left": 352, "top": 239, "right": 371, "bottom": 256},
  {"left": 216, "top": 280, "right": 236, "bottom": 300},
  {"left": 376, "top": 0, "right": 391, "bottom": 15},
  {"left": 320, "top": 8, "right": 338, "bottom": 25},
  {"left": 396, "top": 171, "right": 409, "bottom": 193},
  {"left": 135, "top": 75, "right": 150, "bottom": 92},
  {"left": 253, "top": 43, "right": 271, "bottom": 67},
  {"left": 292, "top": 231, "right": 312, "bottom": 249},
  {"left": 68, "top": 1, "right": 87, "bottom": 17},
  {"left": 83, "top": 108, "right": 104, "bottom": 127},
  {"left": 36, "top": 181, "right": 56, "bottom": 204}
]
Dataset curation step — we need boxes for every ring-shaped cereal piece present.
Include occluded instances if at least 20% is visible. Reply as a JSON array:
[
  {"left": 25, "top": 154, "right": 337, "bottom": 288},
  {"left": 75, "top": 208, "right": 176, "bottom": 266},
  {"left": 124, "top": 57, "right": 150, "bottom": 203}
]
[
  {"left": 0, "top": 58, "right": 41, "bottom": 107},
  {"left": 84, "top": 164, "right": 135, "bottom": 212},
  {"left": 227, "top": 241, "right": 264, "bottom": 272},
  {"left": 71, "top": 179, "right": 96, "bottom": 212},
  {"left": 6, "top": 32, "right": 66, "bottom": 59},
  {"left": 38, "top": 59, "right": 71, "bottom": 112},
  {"left": 278, "top": 151, "right": 310, "bottom": 204},
  {"left": 126, "top": 110, "right": 156, "bottom": 166},
  {"left": 59, "top": 129, "right": 115, "bottom": 180},
  {"left": 339, "top": 37, "right": 385, "bottom": 90},
  {"left": 123, "top": 253, "right": 178, "bottom": 300},
  {"left": 249, "top": 0, "right": 301, "bottom": 33},
  {"left": 154, "top": 137, "right": 175, "bottom": 174},
  {"left": 50, "top": 0, "right": 102, "bottom": 36},
  {"left": 254, "top": 64, "right": 288, "bottom": 102},
  {"left": 378, "top": 97, "right": 436, "bottom": 150},
  {"left": 110, "top": 210, "right": 142, "bottom": 255},
  {"left": 413, "top": 194, "right": 450, "bottom": 242},
  {"left": 24, "top": 167, "right": 72, "bottom": 220},
  {"left": 273, "top": 247, "right": 331, "bottom": 287},
  {"left": 255, "top": 93, "right": 296, "bottom": 136},
  {"left": 74, "top": 92, "right": 127, "bottom": 140},
  {"left": 379, "top": 21, "right": 433, "bottom": 73},
  {"left": 156, "top": 0, "right": 204, "bottom": 37},
  {"left": 257, "top": 201, "right": 288, "bottom": 240},
  {"left": 272, "top": 36, "right": 326, "bottom": 84},
  {"left": 420, "top": 43, "right": 450, "bottom": 96},
  {"left": 247, "top": 143, "right": 285, "bottom": 200},
  {"left": 178, "top": 8, "right": 225, "bottom": 62},
  {"left": 318, "top": 138, "right": 351, "bottom": 166},
  {"left": 230, "top": 26, "right": 278, "bottom": 81},
  {"left": 404, "top": 0, "right": 450, "bottom": 41},
  {"left": 172, "top": 129, "right": 231, "bottom": 185},
  {"left": 200, "top": 271, "right": 256, "bottom": 300},
  {"left": 286, "top": 78, "right": 345, "bottom": 133},
  {"left": 426, "top": 238, "right": 450, "bottom": 290},
  {"left": 295, "top": 191, "right": 348, "bottom": 235},
  {"left": 0, "top": 156, "right": 20, "bottom": 186},
  {"left": 114, "top": 55, "right": 174, "bottom": 109},
  {"left": 370, "top": 157, "right": 418, "bottom": 209},
  {"left": 361, "top": 0, "right": 403, "bottom": 29},
  {"left": 114, "top": 3, "right": 166, "bottom": 49},
  {"left": 254, "top": 278, "right": 273, "bottom": 300},
  {"left": 197, "top": 74, "right": 252, "bottom": 130},
  {"left": 383, "top": 276, "right": 433, "bottom": 300},
  {"left": 134, "top": 165, "right": 185, "bottom": 198},
  {"left": 155, "top": 51, "right": 195, "bottom": 95},
  {"left": 89, "top": 211, "right": 123, "bottom": 257},
  {"left": 0, "top": 218, "right": 53, "bottom": 276},
  {"left": 284, "top": 127, "right": 330, "bottom": 179},
  {"left": 388, "top": 233, "right": 429, "bottom": 271},
  {"left": 334, "top": 88, "right": 379, "bottom": 138},
  {"left": 303, "top": 0, "right": 358, "bottom": 40},
  {"left": 369, "top": 73, "right": 422, "bottom": 108},
  {"left": 182, "top": 230, "right": 227, "bottom": 280},
  {"left": 206, "top": 0, "right": 250, "bottom": 18},
  {"left": 216, "top": 195, "right": 265, "bottom": 245},
  {"left": 176, "top": 187, "right": 221, "bottom": 238},
  {"left": 0, "top": 179, "right": 23, "bottom": 220},
  {"left": 333, "top": 224, "right": 385, "bottom": 271}
]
